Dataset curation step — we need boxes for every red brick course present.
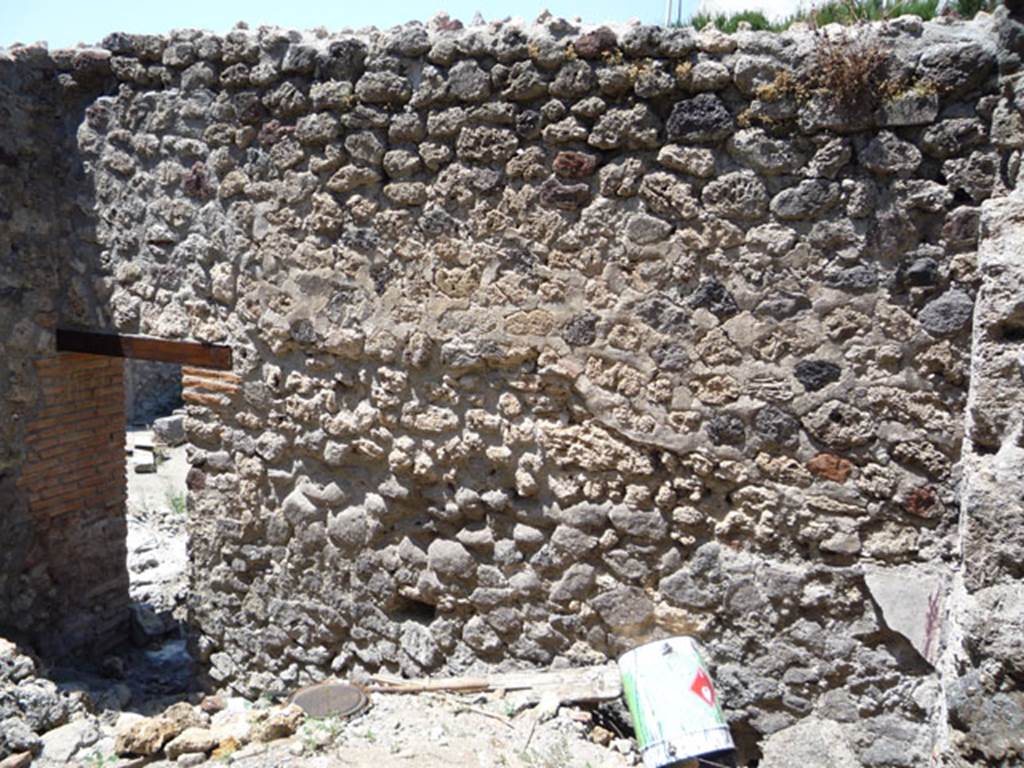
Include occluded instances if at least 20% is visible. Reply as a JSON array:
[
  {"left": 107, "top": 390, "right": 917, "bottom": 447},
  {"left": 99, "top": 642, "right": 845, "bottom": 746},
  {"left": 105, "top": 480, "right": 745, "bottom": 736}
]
[{"left": 15, "top": 353, "right": 129, "bottom": 653}]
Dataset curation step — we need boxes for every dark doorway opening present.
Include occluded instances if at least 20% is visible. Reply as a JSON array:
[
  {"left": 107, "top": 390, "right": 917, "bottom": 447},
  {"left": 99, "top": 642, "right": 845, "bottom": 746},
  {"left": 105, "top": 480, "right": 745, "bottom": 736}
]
[{"left": 40, "top": 329, "right": 232, "bottom": 712}]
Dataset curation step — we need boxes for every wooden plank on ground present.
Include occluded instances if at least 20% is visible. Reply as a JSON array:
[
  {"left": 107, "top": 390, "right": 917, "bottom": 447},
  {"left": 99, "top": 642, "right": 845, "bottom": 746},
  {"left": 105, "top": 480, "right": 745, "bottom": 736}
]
[
  {"left": 56, "top": 328, "right": 232, "bottom": 370},
  {"left": 368, "top": 663, "right": 622, "bottom": 705}
]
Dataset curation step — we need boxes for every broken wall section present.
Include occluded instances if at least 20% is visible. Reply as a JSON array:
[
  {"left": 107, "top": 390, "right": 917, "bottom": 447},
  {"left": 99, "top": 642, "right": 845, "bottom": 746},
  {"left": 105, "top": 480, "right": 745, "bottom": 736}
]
[
  {"left": 942, "top": 187, "right": 1024, "bottom": 764},
  {"left": 0, "top": 44, "right": 124, "bottom": 654},
  {"left": 0, "top": 49, "right": 69, "bottom": 645}
]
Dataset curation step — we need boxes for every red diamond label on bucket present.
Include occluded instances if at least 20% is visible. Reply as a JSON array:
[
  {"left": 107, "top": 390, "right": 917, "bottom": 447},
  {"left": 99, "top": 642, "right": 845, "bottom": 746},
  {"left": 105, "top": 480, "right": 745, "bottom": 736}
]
[{"left": 690, "top": 668, "right": 716, "bottom": 706}]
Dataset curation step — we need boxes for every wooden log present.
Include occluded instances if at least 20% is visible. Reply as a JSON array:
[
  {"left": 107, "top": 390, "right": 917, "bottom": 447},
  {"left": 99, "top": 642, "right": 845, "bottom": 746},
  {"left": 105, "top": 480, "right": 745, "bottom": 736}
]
[
  {"left": 56, "top": 328, "right": 232, "bottom": 370},
  {"left": 368, "top": 663, "right": 622, "bottom": 705}
]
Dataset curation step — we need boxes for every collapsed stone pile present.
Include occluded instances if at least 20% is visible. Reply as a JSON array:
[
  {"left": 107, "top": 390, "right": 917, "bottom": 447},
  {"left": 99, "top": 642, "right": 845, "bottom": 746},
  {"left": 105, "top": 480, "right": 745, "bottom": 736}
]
[
  {"left": 0, "top": 640, "right": 73, "bottom": 760},
  {"left": 1, "top": 5, "right": 1023, "bottom": 765},
  {"left": 0, "top": 679, "right": 307, "bottom": 766},
  {"left": 110, "top": 698, "right": 303, "bottom": 764}
]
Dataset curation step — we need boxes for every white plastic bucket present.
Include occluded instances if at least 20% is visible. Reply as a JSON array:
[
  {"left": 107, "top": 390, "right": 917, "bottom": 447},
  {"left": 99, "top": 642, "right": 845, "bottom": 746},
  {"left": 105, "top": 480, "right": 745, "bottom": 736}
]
[{"left": 618, "top": 636, "right": 734, "bottom": 768}]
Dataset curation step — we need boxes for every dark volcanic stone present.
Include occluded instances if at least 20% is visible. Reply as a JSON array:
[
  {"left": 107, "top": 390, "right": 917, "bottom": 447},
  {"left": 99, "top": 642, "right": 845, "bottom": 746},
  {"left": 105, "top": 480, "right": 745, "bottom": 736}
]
[
  {"left": 550, "top": 60, "right": 597, "bottom": 99},
  {"left": 753, "top": 405, "right": 800, "bottom": 447},
  {"left": 316, "top": 38, "right": 368, "bottom": 81},
  {"left": 102, "top": 31, "right": 140, "bottom": 55},
  {"left": 795, "top": 360, "right": 841, "bottom": 391},
  {"left": 515, "top": 110, "right": 542, "bottom": 139},
  {"left": 386, "top": 25, "right": 431, "bottom": 57},
  {"left": 574, "top": 27, "right": 618, "bottom": 59},
  {"left": 755, "top": 292, "right": 812, "bottom": 320},
  {"left": 998, "top": 10, "right": 1024, "bottom": 71},
  {"left": 504, "top": 61, "right": 548, "bottom": 101},
  {"left": 636, "top": 295, "right": 689, "bottom": 334},
  {"left": 419, "top": 206, "right": 460, "bottom": 238},
  {"left": 562, "top": 312, "right": 598, "bottom": 346},
  {"left": 540, "top": 178, "right": 591, "bottom": 211},
  {"left": 918, "top": 289, "right": 974, "bottom": 336},
  {"left": 282, "top": 44, "right": 317, "bottom": 75},
  {"left": 901, "top": 257, "right": 939, "bottom": 288},
  {"left": 943, "top": 206, "right": 981, "bottom": 247},
  {"left": 922, "top": 118, "right": 986, "bottom": 160},
  {"left": 448, "top": 60, "right": 491, "bottom": 102},
  {"left": 500, "top": 247, "right": 542, "bottom": 274},
  {"left": 620, "top": 25, "right": 663, "bottom": 57},
  {"left": 666, "top": 94, "right": 734, "bottom": 143},
  {"left": 688, "top": 279, "right": 738, "bottom": 317},
  {"left": 650, "top": 341, "right": 689, "bottom": 371},
  {"left": 706, "top": 412, "right": 745, "bottom": 446},
  {"left": 355, "top": 70, "right": 412, "bottom": 105},
  {"left": 590, "top": 586, "right": 654, "bottom": 629},
  {"left": 825, "top": 265, "right": 878, "bottom": 292},
  {"left": 659, "top": 543, "right": 723, "bottom": 609}
]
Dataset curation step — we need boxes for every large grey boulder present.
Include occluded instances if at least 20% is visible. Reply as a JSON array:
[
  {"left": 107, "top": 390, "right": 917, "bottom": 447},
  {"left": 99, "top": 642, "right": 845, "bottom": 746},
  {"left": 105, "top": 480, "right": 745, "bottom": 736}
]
[
  {"left": 38, "top": 718, "right": 100, "bottom": 764},
  {"left": 759, "top": 717, "right": 859, "bottom": 768},
  {"left": 918, "top": 289, "right": 974, "bottom": 337},
  {"left": 152, "top": 414, "right": 186, "bottom": 446}
]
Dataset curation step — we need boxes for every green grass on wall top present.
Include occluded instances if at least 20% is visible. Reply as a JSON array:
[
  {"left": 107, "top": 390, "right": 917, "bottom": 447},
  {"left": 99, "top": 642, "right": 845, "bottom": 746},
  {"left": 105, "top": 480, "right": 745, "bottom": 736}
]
[{"left": 681, "top": 0, "right": 1000, "bottom": 32}]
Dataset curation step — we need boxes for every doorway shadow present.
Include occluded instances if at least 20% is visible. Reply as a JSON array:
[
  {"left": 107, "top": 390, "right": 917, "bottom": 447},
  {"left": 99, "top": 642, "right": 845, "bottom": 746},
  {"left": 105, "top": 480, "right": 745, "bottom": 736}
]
[{"left": 47, "top": 600, "right": 200, "bottom": 716}]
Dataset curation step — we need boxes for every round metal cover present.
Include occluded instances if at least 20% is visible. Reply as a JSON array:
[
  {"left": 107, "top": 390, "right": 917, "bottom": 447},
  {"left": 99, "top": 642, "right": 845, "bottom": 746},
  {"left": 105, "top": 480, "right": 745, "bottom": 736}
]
[{"left": 291, "top": 681, "right": 369, "bottom": 719}]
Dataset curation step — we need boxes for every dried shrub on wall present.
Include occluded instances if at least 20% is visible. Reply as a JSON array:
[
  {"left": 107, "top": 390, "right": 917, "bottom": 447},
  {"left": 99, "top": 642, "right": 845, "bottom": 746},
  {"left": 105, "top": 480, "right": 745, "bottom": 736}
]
[
  {"left": 754, "top": 28, "right": 926, "bottom": 117},
  {"left": 804, "top": 30, "right": 894, "bottom": 110}
]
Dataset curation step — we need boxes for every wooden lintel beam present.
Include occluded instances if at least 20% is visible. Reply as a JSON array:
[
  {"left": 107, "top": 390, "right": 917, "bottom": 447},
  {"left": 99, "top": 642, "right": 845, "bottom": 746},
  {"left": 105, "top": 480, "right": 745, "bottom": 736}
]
[{"left": 56, "top": 328, "right": 232, "bottom": 370}]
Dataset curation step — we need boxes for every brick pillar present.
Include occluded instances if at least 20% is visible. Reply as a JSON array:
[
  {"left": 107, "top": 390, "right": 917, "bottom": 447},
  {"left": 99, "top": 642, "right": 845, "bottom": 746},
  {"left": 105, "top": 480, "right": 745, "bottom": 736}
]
[{"left": 15, "top": 353, "right": 129, "bottom": 656}]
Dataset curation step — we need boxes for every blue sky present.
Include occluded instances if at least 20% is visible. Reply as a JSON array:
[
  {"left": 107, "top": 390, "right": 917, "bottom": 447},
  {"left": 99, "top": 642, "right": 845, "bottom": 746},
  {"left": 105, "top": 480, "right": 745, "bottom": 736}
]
[{"left": 2, "top": 0, "right": 702, "bottom": 49}]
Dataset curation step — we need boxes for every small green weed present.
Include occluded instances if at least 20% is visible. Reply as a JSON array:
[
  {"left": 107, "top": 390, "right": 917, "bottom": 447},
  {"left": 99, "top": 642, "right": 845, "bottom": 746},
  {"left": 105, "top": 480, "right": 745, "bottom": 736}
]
[
  {"left": 948, "top": 0, "right": 999, "bottom": 15},
  {"left": 166, "top": 491, "right": 186, "bottom": 516},
  {"left": 687, "top": 9, "right": 787, "bottom": 31},
  {"left": 804, "top": 0, "right": 940, "bottom": 25},
  {"left": 300, "top": 715, "right": 345, "bottom": 752},
  {"left": 152, "top": 446, "right": 168, "bottom": 468},
  {"left": 86, "top": 752, "right": 118, "bottom": 768}
]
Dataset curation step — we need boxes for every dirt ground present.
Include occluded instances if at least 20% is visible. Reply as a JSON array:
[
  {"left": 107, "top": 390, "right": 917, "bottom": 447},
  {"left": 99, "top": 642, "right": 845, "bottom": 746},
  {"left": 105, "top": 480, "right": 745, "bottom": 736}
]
[
  {"left": 190, "top": 692, "right": 633, "bottom": 768},
  {"left": 126, "top": 426, "right": 190, "bottom": 618},
  {"left": 54, "top": 689, "right": 637, "bottom": 767}
]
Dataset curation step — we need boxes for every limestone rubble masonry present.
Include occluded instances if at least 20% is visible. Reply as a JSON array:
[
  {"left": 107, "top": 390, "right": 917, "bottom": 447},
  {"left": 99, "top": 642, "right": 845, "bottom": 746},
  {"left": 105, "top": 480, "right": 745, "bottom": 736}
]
[{"left": 0, "top": 7, "right": 1022, "bottom": 764}]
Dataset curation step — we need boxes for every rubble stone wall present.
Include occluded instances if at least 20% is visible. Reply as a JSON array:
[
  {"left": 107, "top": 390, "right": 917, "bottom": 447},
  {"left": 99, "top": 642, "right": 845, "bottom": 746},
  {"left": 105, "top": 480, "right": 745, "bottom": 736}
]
[
  {"left": 938, "top": 188, "right": 1024, "bottom": 766},
  {"left": 0, "top": 48, "right": 88, "bottom": 648},
  {"left": 124, "top": 359, "right": 183, "bottom": 425},
  {"left": 1, "top": 8, "right": 1022, "bottom": 763}
]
